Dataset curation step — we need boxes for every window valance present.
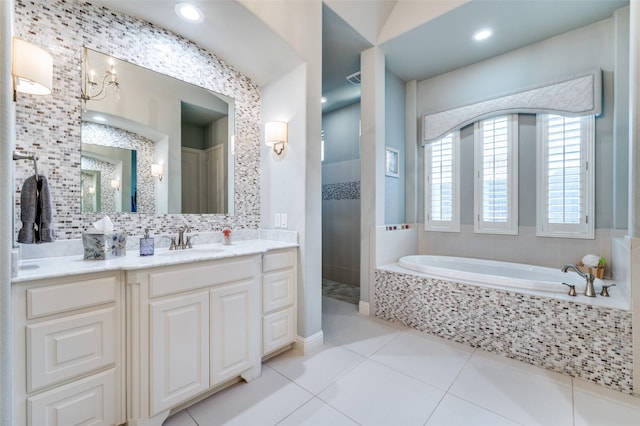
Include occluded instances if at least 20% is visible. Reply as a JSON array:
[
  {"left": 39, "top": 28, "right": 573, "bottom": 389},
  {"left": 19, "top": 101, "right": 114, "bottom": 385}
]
[{"left": 422, "top": 69, "right": 602, "bottom": 145}]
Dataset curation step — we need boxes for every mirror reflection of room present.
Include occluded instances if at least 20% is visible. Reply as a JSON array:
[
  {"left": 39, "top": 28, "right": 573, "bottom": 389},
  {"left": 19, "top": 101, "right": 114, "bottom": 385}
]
[{"left": 80, "top": 48, "right": 235, "bottom": 215}]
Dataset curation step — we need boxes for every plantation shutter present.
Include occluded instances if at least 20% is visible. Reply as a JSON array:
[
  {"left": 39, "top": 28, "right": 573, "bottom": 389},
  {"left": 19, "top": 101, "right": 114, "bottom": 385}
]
[
  {"left": 546, "top": 116, "right": 582, "bottom": 224},
  {"left": 474, "top": 115, "right": 518, "bottom": 235},
  {"left": 430, "top": 135, "right": 453, "bottom": 221}
]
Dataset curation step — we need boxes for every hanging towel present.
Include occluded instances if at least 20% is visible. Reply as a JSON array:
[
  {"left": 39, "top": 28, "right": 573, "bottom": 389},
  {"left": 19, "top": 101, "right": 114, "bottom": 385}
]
[{"left": 17, "top": 175, "right": 56, "bottom": 244}]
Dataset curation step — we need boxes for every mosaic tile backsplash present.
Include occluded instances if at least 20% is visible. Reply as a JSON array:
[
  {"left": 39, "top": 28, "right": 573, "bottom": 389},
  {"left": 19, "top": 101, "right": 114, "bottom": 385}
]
[
  {"left": 375, "top": 269, "right": 634, "bottom": 394},
  {"left": 14, "top": 0, "right": 260, "bottom": 240}
]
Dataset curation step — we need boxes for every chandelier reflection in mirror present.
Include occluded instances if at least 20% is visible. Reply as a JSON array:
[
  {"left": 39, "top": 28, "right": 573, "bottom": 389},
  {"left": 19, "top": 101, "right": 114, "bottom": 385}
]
[{"left": 81, "top": 47, "right": 120, "bottom": 106}]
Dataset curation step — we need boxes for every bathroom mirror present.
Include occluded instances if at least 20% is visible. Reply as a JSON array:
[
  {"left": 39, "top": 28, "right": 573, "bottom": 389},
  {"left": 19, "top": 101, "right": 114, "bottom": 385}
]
[{"left": 80, "top": 48, "right": 235, "bottom": 214}]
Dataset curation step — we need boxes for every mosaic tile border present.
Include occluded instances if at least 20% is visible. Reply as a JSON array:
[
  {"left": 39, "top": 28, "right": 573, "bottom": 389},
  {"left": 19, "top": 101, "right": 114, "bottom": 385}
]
[
  {"left": 375, "top": 269, "right": 634, "bottom": 394},
  {"left": 14, "top": 0, "right": 261, "bottom": 241},
  {"left": 322, "top": 181, "right": 360, "bottom": 200}
]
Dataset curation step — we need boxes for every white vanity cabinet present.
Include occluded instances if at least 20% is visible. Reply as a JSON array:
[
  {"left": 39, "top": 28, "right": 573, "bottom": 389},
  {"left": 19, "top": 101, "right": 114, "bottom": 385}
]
[
  {"left": 12, "top": 272, "right": 125, "bottom": 426},
  {"left": 126, "top": 254, "right": 262, "bottom": 426},
  {"left": 261, "top": 249, "right": 297, "bottom": 357}
]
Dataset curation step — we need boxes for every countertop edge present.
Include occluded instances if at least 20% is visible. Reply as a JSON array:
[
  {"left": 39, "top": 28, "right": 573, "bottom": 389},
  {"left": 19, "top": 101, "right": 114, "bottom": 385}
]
[{"left": 13, "top": 240, "right": 298, "bottom": 283}]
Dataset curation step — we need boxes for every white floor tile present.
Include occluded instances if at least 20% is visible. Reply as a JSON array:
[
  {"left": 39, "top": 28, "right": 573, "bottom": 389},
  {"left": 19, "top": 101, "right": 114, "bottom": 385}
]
[
  {"left": 318, "top": 359, "right": 444, "bottom": 426},
  {"left": 277, "top": 397, "right": 359, "bottom": 426},
  {"left": 267, "top": 344, "right": 365, "bottom": 394},
  {"left": 323, "top": 313, "right": 401, "bottom": 357},
  {"left": 371, "top": 330, "right": 473, "bottom": 390},
  {"left": 187, "top": 366, "right": 313, "bottom": 426},
  {"left": 574, "top": 380, "right": 640, "bottom": 426},
  {"left": 322, "top": 296, "right": 360, "bottom": 316},
  {"left": 449, "top": 353, "right": 573, "bottom": 425},
  {"left": 425, "top": 394, "right": 520, "bottom": 426},
  {"left": 162, "top": 410, "right": 197, "bottom": 426}
]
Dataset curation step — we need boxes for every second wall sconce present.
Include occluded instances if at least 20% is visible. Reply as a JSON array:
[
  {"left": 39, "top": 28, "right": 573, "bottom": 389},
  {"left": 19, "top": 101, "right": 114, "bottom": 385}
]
[
  {"left": 265, "top": 121, "right": 288, "bottom": 155},
  {"left": 12, "top": 37, "right": 53, "bottom": 101},
  {"left": 110, "top": 179, "right": 120, "bottom": 191},
  {"left": 151, "top": 163, "right": 164, "bottom": 182}
]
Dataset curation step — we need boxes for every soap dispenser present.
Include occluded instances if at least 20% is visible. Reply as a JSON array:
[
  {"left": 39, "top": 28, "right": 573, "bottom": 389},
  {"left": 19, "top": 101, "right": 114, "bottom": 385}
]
[{"left": 140, "top": 229, "right": 154, "bottom": 256}]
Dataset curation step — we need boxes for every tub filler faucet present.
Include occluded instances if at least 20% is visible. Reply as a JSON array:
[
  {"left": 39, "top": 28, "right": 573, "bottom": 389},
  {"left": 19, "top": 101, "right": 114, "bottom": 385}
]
[{"left": 561, "top": 264, "right": 596, "bottom": 297}]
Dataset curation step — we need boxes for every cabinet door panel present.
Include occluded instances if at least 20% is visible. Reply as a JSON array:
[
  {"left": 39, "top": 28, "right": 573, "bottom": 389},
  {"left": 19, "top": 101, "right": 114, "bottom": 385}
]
[
  {"left": 27, "top": 369, "right": 118, "bottom": 426},
  {"left": 262, "top": 269, "right": 295, "bottom": 314},
  {"left": 27, "top": 307, "right": 116, "bottom": 392},
  {"left": 210, "top": 281, "right": 258, "bottom": 386},
  {"left": 150, "top": 292, "right": 209, "bottom": 415},
  {"left": 262, "top": 307, "right": 295, "bottom": 356}
]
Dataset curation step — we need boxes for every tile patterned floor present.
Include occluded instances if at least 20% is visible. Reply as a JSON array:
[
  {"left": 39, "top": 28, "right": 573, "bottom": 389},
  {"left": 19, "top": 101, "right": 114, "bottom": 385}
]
[
  {"left": 322, "top": 278, "right": 360, "bottom": 305},
  {"left": 163, "top": 297, "right": 640, "bottom": 426}
]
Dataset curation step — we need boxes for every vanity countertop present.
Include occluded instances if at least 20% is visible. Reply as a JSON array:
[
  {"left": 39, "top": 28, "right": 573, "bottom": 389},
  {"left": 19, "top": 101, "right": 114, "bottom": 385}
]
[{"left": 13, "top": 239, "right": 298, "bottom": 283}]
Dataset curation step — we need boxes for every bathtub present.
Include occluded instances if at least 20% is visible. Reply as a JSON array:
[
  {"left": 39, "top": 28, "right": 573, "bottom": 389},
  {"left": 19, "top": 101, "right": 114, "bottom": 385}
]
[
  {"left": 375, "top": 256, "right": 633, "bottom": 394},
  {"left": 397, "top": 255, "right": 598, "bottom": 294}
]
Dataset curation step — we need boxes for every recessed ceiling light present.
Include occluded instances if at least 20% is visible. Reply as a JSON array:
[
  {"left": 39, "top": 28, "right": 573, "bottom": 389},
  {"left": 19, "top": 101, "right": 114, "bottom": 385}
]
[
  {"left": 321, "top": 97, "right": 327, "bottom": 104},
  {"left": 473, "top": 28, "right": 493, "bottom": 41},
  {"left": 175, "top": 3, "right": 204, "bottom": 23}
]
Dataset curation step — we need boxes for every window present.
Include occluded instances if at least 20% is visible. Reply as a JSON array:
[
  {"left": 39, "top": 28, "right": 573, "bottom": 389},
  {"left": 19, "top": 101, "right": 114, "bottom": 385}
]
[
  {"left": 425, "top": 131, "right": 459, "bottom": 232},
  {"left": 474, "top": 115, "right": 518, "bottom": 234},
  {"left": 537, "top": 114, "right": 594, "bottom": 238}
]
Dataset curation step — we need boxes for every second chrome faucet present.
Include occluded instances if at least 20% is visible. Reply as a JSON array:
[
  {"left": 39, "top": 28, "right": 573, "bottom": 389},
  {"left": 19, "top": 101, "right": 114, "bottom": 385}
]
[{"left": 561, "top": 264, "right": 596, "bottom": 297}]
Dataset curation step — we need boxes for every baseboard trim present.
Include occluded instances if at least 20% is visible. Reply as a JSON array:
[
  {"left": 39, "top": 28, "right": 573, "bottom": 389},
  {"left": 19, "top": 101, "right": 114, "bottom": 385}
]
[
  {"left": 294, "top": 331, "right": 324, "bottom": 355},
  {"left": 359, "top": 300, "right": 370, "bottom": 316}
]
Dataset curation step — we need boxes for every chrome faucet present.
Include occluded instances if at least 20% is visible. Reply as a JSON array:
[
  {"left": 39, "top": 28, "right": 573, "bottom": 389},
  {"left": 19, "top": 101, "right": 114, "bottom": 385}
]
[
  {"left": 561, "top": 264, "right": 596, "bottom": 297},
  {"left": 177, "top": 223, "right": 191, "bottom": 249}
]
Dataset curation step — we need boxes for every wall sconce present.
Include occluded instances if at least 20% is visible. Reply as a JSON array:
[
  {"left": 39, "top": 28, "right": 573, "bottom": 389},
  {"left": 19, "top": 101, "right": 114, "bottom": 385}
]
[
  {"left": 110, "top": 179, "right": 120, "bottom": 191},
  {"left": 151, "top": 163, "right": 164, "bottom": 182},
  {"left": 88, "top": 186, "right": 96, "bottom": 195},
  {"left": 265, "top": 121, "right": 288, "bottom": 155},
  {"left": 12, "top": 37, "right": 53, "bottom": 101}
]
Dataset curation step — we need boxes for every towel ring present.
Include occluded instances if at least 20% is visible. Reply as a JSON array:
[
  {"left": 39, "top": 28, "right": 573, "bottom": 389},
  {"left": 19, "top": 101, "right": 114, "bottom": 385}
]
[{"left": 13, "top": 150, "right": 39, "bottom": 182}]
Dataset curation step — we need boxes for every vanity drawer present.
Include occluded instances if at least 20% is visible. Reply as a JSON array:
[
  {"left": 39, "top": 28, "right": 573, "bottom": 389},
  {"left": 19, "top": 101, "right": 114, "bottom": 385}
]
[
  {"left": 27, "top": 368, "right": 118, "bottom": 426},
  {"left": 262, "top": 249, "right": 295, "bottom": 273},
  {"left": 27, "top": 275, "right": 118, "bottom": 320},
  {"left": 27, "top": 307, "right": 117, "bottom": 392},
  {"left": 262, "top": 269, "right": 295, "bottom": 314},
  {"left": 149, "top": 256, "right": 258, "bottom": 298},
  {"left": 262, "top": 307, "right": 295, "bottom": 356}
]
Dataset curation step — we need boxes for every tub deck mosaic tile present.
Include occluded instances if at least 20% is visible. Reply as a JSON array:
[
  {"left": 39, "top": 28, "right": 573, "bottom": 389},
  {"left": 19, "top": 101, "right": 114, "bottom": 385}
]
[{"left": 375, "top": 269, "right": 634, "bottom": 394}]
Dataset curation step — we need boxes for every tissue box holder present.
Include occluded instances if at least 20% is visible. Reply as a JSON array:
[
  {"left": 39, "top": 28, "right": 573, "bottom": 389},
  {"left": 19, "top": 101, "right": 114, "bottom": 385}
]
[{"left": 83, "top": 232, "right": 127, "bottom": 260}]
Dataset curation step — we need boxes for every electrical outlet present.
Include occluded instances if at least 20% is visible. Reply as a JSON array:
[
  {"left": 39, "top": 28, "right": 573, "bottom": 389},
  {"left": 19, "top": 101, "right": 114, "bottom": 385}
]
[
  {"left": 274, "top": 213, "right": 281, "bottom": 228},
  {"left": 281, "top": 213, "right": 288, "bottom": 228}
]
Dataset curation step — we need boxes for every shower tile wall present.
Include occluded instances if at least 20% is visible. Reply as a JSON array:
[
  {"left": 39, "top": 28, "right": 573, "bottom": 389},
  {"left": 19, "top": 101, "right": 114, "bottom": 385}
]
[
  {"left": 14, "top": 0, "right": 260, "bottom": 240},
  {"left": 322, "top": 159, "right": 361, "bottom": 286}
]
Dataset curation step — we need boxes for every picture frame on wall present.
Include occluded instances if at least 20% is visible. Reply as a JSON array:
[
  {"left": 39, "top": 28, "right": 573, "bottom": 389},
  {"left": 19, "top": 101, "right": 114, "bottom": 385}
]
[{"left": 385, "top": 146, "right": 399, "bottom": 178}]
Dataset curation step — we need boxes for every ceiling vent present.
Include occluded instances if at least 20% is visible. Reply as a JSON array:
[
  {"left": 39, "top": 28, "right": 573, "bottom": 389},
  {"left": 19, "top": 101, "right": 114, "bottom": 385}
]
[{"left": 346, "top": 71, "right": 361, "bottom": 85}]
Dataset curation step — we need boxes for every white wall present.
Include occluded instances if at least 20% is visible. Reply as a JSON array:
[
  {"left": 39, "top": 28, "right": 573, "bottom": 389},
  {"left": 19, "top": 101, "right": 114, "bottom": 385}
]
[
  {"left": 0, "top": 2, "right": 13, "bottom": 422},
  {"left": 251, "top": 0, "right": 323, "bottom": 342},
  {"left": 360, "top": 46, "right": 386, "bottom": 310}
]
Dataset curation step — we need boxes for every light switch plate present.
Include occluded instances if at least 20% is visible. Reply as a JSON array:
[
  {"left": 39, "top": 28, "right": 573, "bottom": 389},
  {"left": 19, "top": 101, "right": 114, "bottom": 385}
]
[
  {"left": 275, "top": 213, "right": 281, "bottom": 228},
  {"left": 281, "top": 213, "right": 288, "bottom": 228}
]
